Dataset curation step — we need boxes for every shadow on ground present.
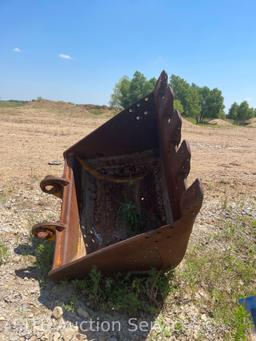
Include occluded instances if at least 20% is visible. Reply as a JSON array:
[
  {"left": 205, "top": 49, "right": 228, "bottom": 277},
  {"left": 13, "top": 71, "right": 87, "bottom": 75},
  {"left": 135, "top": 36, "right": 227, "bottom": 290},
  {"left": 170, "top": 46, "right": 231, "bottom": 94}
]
[{"left": 15, "top": 239, "right": 172, "bottom": 341}]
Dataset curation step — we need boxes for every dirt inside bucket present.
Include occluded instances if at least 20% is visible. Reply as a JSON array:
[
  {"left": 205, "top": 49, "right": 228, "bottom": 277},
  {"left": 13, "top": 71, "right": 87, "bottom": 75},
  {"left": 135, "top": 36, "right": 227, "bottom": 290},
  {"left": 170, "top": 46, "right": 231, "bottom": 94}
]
[{"left": 76, "top": 150, "right": 173, "bottom": 253}]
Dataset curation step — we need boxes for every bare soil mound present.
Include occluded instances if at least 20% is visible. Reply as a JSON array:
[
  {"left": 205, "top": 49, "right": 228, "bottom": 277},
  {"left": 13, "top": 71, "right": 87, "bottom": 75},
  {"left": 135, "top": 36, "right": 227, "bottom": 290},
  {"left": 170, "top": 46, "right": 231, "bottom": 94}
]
[
  {"left": 208, "top": 119, "right": 232, "bottom": 126},
  {"left": 28, "top": 99, "right": 115, "bottom": 116},
  {"left": 246, "top": 117, "right": 256, "bottom": 127}
]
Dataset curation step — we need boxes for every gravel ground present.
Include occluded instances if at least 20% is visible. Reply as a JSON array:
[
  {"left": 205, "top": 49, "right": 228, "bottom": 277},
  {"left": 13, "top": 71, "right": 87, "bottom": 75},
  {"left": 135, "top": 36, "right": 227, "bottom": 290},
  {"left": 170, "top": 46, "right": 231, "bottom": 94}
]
[
  {"left": 0, "top": 186, "right": 233, "bottom": 341},
  {"left": 0, "top": 102, "right": 255, "bottom": 340}
]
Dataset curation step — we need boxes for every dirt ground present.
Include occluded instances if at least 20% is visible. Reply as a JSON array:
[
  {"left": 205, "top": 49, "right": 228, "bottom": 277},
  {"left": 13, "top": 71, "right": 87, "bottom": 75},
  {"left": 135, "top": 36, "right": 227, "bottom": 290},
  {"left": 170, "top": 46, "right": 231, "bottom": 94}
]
[
  {"left": 1, "top": 102, "right": 255, "bottom": 198},
  {"left": 0, "top": 102, "right": 255, "bottom": 341}
]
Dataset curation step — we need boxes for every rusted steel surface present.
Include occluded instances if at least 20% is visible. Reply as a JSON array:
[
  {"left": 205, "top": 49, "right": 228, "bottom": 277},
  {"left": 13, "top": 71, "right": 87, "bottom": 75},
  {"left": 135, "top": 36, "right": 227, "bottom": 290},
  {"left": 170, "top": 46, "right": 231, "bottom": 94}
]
[
  {"left": 32, "top": 71, "right": 203, "bottom": 281},
  {"left": 40, "top": 175, "right": 69, "bottom": 198}
]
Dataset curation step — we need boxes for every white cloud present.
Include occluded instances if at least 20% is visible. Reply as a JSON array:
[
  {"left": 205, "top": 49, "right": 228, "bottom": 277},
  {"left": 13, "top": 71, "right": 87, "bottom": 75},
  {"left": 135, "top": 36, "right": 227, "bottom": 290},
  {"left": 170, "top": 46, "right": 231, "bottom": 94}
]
[
  {"left": 13, "top": 47, "right": 21, "bottom": 53},
  {"left": 59, "top": 53, "right": 73, "bottom": 60}
]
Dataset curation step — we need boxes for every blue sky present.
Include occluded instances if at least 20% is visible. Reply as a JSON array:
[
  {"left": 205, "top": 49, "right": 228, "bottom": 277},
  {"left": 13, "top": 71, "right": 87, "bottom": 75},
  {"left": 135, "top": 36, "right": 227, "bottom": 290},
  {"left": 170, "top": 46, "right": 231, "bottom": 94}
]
[{"left": 1, "top": 0, "right": 255, "bottom": 111}]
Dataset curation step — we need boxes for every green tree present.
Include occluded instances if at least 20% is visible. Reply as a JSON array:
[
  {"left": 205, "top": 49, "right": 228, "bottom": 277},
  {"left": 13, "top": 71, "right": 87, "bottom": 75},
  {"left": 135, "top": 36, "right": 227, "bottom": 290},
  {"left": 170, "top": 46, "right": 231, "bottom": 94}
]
[
  {"left": 170, "top": 75, "right": 201, "bottom": 120},
  {"left": 228, "top": 102, "right": 239, "bottom": 120},
  {"left": 110, "top": 76, "right": 131, "bottom": 108},
  {"left": 174, "top": 99, "right": 184, "bottom": 113},
  {"left": 111, "top": 71, "right": 230, "bottom": 124},
  {"left": 237, "top": 101, "right": 254, "bottom": 122},
  {"left": 170, "top": 75, "right": 190, "bottom": 111},
  {"left": 186, "top": 86, "right": 201, "bottom": 119},
  {"left": 228, "top": 101, "right": 255, "bottom": 122},
  {"left": 110, "top": 72, "right": 156, "bottom": 108},
  {"left": 194, "top": 85, "right": 225, "bottom": 122},
  {"left": 144, "top": 77, "right": 157, "bottom": 96}
]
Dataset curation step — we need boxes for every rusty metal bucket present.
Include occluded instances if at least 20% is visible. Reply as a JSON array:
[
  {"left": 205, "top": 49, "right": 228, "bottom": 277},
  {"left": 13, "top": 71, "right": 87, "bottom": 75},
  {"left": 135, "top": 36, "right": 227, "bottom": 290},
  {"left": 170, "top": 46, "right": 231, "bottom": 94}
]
[{"left": 32, "top": 71, "right": 203, "bottom": 281}]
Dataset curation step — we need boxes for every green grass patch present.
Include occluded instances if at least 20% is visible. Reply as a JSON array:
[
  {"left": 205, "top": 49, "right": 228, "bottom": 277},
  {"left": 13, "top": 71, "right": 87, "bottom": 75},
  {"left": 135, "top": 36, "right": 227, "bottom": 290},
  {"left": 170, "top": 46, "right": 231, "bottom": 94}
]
[
  {"left": 177, "top": 213, "right": 255, "bottom": 339},
  {"left": 72, "top": 267, "right": 174, "bottom": 315},
  {"left": 34, "top": 239, "right": 55, "bottom": 280},
  {"left": 62, "top": 300, "right": 76, "bottom": 313},
  {"left": 31, "top": 204, "right": 255, "bottom": 338}
]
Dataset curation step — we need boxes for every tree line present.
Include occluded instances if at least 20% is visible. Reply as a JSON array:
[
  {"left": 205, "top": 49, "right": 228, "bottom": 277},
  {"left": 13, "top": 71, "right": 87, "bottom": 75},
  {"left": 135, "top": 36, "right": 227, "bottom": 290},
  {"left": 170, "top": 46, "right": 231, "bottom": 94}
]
[{"left": 110, "top": 71, "right": 256, "bottom": 123}]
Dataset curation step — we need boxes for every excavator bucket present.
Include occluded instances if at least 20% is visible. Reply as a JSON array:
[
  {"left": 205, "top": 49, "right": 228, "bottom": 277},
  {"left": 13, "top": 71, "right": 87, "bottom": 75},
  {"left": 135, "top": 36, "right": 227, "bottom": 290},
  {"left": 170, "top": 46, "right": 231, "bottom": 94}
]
[{"left": 32, "top": 71, "right": 203, "bottom": 281}]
